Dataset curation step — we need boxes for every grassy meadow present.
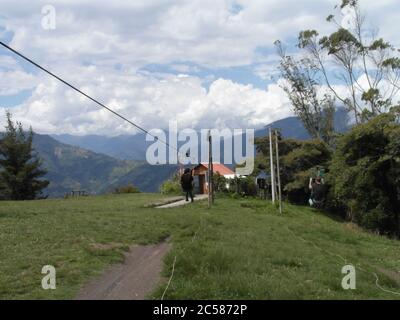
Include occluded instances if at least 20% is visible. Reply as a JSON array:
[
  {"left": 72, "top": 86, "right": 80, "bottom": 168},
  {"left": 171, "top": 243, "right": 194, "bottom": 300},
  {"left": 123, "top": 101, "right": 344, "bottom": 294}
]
[{"left": 0, "top": 193, "right": 399, "bottom": 300}]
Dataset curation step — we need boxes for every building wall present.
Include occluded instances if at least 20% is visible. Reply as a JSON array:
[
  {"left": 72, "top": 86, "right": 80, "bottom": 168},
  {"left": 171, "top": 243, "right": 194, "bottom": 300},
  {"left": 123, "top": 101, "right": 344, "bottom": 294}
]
[{"left": 194, "top": 165, "right": 236, "bottom": 194}]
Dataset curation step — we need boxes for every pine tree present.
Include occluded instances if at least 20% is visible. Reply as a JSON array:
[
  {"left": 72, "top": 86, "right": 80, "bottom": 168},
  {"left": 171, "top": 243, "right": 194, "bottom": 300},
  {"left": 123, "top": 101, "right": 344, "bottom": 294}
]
[{"left": 0, "top": 112, "right": 49, "bottom": 200}]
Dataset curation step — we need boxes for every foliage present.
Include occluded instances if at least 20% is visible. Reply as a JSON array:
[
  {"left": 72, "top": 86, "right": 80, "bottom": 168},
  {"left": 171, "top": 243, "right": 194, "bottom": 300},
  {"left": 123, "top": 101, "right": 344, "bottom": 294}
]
[
  {"left": 226, "top": 176, "right": 258, "bottom": 198},
  {"left": 275, "top": 41, "right": 336, "bottom": 146},
  {"left": 160, "top": 173, "right": 182, "bottom": 195},
  {"left": 114, "top": 184, "right": 141, "bottom": 194},
  {"left": 329, "top": 112, "right": 400, "bottom": 236},
  {"left": 238, "top": 176, "right": 258, "bottom": 197},
  {"left": 0, "top": 112, "right": 49, "bottom": 200},
  {"left": 281, "top": 139, "right": 331, "bottom": 203},
  {"left": 212, "top": 173, "right": 229, "bottom": 193},
  {"left": 255, "top": 133, "right": 332, "bottom": 204},
  {"left": 277, "top": 0, "right": 400, "bottom": 124}
]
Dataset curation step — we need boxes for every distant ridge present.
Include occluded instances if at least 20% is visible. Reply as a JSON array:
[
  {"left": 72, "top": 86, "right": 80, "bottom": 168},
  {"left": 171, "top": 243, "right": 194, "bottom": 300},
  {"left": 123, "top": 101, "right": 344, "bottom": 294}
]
[
  {"left": 52, "top": 108, "right": 350, "bottom": 161},
  {"left": 255, "top": 107, "right": 349, "bottom": 139},
  {"left": 31, "top": 134, "right": 177, "bottom": 197}
]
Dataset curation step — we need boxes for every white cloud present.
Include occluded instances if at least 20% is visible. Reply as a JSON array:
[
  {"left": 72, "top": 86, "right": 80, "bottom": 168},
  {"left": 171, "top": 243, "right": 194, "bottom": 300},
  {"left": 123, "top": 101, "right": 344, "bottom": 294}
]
[
  {"left": 0, "top": 0, "right": 398, "bottom": 135},
  {"left": 1, "top": 66, "right": 292, "bottom": 135},
  {"left": 0, "top": 70, "right": 38, "bottom": 95},
  {"left": 0, "top": 56, "right": 21, "bottom": 71},
  {"left": 0, "top": 0, "right": 341, "bottom": 68}
]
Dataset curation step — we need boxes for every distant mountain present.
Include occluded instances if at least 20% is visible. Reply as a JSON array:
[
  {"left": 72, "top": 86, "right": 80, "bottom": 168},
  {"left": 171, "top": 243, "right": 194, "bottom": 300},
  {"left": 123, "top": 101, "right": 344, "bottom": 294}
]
[
  {"left": 32, "top": 134, "right": 177, "bottom": 197},
  {"left": 52, "top": 108, "right": 350, "bottom": 162},
  {"left": 1, "top": 110, "right": 350, "bottom": 198},
  {"left": 51, "top": 134, "right": 149, "bottom": 160},
  {"left": 255, "top": 107, "right": 350, "bottom": 139}
]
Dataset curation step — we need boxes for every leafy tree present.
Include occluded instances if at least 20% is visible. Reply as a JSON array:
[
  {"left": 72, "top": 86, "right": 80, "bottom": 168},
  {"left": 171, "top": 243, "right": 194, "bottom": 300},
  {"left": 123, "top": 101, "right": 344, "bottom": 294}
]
[
  {"left": 280, "top": 140, "right": 331, "bottom": 203},
  {"left": 0, "top": 112, "right": 49, "bottom": 200},
  {"left": 329, "top": 111, "right": 400, "bottom": 236},
  {"left": 255, "top": 133, "right": 332, "bottom": 203},
  {"left": 275, "top": 40, "right": 336, "bottom": 146},
  {"left": 298, "top": 0, "right": 400, "bottom": 123}
]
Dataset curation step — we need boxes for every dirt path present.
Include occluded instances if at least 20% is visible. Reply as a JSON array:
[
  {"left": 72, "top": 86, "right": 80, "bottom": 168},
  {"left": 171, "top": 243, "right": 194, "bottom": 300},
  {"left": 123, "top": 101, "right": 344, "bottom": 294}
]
[
  {"left": 157, "top": 194, "right": 208, "bottom": 208},
  {"left": 75, "top": 194, "right": 206, "bottom": 300},
  {"left": 75, "top": 242, "right": 170, "bottom": 300}
]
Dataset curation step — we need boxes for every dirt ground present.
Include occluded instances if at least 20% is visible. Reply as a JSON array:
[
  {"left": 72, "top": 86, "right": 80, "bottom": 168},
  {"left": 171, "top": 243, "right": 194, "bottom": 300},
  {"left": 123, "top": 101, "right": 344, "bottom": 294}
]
[
  {"left": 75, "top": 242, "right": 170, "bottom": 300},
  {"left": 157, "top": 194, "right": 208, "bottom": 208}
]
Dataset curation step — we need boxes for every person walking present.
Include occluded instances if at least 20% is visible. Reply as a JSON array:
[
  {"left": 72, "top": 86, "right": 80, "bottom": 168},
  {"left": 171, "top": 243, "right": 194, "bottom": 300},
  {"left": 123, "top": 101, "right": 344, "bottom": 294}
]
[{"left": 181, "top": 168, "right": 194, "bottom": 202}]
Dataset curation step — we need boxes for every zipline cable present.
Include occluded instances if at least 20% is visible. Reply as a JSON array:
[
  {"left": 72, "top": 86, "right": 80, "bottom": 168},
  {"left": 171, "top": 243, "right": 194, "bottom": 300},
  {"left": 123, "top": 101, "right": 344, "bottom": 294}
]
[{"left": 0, "top": 40, "right": 179, "bottom": 153}]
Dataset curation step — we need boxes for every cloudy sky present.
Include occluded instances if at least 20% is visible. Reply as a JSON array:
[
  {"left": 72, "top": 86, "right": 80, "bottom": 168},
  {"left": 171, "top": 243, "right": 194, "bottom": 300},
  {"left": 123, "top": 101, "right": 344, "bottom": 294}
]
[{"left": 0, "top": 0, "right": 399, "bottom": 136}]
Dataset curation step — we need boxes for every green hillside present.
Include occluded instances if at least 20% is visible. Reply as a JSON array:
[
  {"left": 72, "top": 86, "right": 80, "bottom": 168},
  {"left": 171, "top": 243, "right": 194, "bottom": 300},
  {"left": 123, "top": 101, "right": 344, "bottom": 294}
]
[
  {"left": 0, "top": 194, "right": 399, "bottom": 300},
  {"left": 32, "top": 134, "right": 177, "bottom": 197}
]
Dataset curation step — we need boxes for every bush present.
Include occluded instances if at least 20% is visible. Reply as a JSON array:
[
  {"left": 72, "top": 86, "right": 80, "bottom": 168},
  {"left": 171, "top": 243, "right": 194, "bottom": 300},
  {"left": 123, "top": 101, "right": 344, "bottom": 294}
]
[
  {"left": 280, "top": 139, "right": 332, "bottom": 204},
  {"left": 213, "top": 173, "right": 229, "bottom": 193},
  {"left": 240, "top": 176, "right": 258, "bottom": 197},
  {"left": 329, "top": 113, "right": 400, "bottom": 236},
  {"left": 160, "top": 174, "right": 182, "bottom": 195},
  {"left": 114, "top": 184, "right": 141, "bottom": 194},
  {"left": 255, "top": 135, "right": 332, "bottom": 204},
  {"left": 228, "top": 176, "right": 257, "bottom": 197}
]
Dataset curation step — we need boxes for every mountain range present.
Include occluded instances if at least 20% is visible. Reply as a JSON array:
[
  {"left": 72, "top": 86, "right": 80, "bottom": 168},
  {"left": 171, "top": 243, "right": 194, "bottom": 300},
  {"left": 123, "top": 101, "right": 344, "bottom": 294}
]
[
  {"left": 32, "top": 134, "right": 177, "bottom": 197},
  {"left": 29, "top": 109, "right": 349, "bottom": 198},
  {"left": 51, "top": 108, "right": 349, "bottom": 160}
]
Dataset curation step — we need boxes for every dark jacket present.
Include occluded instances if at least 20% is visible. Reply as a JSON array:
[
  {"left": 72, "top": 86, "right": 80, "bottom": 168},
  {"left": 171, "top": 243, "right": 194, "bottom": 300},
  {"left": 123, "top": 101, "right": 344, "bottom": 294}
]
[{"left": 181, "top": 173, "right": 194, "bottom": 191}]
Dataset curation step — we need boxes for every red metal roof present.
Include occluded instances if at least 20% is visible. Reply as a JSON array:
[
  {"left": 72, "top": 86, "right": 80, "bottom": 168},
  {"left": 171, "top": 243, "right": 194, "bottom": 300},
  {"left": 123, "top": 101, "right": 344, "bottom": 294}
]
[{"left": 197, "top": 163, "right": 235, "bottom": 176}]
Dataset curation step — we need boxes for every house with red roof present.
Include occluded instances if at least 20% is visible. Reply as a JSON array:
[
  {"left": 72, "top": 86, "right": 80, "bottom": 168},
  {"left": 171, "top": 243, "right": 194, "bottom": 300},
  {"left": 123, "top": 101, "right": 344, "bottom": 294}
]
[{"left": 193, "top": 163, "right": 236, "bottom": 194}]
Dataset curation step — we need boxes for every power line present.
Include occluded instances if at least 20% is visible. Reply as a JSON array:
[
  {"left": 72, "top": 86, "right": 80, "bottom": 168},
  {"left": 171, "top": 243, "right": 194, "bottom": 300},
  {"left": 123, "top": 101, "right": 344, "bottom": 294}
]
[{"left": 0, "top": 40, "right": 178, "bottom": 153}]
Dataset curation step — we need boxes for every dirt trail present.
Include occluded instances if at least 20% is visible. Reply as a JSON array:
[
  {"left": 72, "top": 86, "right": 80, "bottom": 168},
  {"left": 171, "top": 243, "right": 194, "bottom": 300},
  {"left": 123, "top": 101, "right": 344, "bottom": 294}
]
[
  {"left": 75, "top": 242, "right": 170, "bottom": 300},
  {"left": 157, "top": 194, "right": 208, "bottom": 208},
  {"left": 376, "top": 267, "right": 400, "bottom": 286}
]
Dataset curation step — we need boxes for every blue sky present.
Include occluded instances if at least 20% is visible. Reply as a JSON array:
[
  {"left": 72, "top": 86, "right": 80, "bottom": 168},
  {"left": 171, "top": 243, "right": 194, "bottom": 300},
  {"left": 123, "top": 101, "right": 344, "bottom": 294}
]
[{"left": 0, "top": 0, "right": 399, "bottom": 136}]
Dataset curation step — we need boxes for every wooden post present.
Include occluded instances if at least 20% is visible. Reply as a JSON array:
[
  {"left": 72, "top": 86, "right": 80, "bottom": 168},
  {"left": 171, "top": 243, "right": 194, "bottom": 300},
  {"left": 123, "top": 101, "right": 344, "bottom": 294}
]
[
  {"left": 211, "top": 160, "right": 215, "bottom": 204},
  {"left": 208, "top": 130, "right": 212, "bottom": 209},
  {"left": 177, "top": 150, "right": 181, "bottom": 176},
  {"left": 210, "top": 134, "right": 214, "bottom": 204},
  {"left": 269, "top": 127, "right": 276, "bottom": 204},
  {"left": 275, "top": 130, "right": 282, "bottom": 214}
]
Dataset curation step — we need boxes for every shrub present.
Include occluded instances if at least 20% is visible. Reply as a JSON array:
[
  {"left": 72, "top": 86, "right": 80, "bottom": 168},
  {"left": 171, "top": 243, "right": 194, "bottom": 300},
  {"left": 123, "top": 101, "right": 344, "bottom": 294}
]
[
  {"left": 240, "top": 176, "right": 258, "bottom": 197},
  {"left": 213, "top": 173, "right": 229, "bottom": 193},
  {"left": 228, "top": 176, "right": 257, "bottom": 197},
  {"left": 329, "top": 113, "right": 400, "bottom": 236},
  {"left": 281, "top": 139, "right": 332, "bottom": 204},
  {"left": 114, "top": 184, "right": 141, "bottom": 194},
  {"left": 160, "top": 174, "right": 182, "bottom": 195},
  {"left": 255, "top": 135, "right": 332, "bottom": 204}
]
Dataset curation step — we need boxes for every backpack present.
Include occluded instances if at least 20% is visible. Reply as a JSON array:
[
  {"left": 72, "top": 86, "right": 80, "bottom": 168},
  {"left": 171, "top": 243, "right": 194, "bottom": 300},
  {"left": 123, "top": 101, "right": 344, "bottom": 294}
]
[{"left": 181, "top": 174, "right": 193, "bottom": 190}]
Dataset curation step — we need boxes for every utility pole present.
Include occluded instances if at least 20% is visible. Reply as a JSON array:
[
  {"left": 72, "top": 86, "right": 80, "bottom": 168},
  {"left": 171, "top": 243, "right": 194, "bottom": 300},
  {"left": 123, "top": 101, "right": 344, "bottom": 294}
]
[
  {"left": 177, "top": 150, "right": 183, "bottom": 176},
  {"left": 269, "top": 127, "right": 276, "bottom": 204},
  {"left": 211, "top": 160, "right": 215, "bottom": 204},
  {"left": 275, "top": 130, "right": 282, "bottom": 214},
  {"left": 208, "top": 130, "right": 213, "bottom": 209}
]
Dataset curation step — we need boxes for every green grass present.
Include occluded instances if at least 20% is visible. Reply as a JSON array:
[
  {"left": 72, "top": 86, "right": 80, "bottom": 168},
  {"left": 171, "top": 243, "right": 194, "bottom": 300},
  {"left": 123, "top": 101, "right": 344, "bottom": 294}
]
[{"left": 0, "top": 194, "right": 399, "bottom": 300}]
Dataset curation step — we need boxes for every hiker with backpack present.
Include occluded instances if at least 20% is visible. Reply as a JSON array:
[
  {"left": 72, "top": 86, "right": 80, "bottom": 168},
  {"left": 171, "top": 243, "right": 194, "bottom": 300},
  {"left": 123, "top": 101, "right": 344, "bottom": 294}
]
[{"left": 181, "top": 168, "right": 194, "bottom": 203}]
